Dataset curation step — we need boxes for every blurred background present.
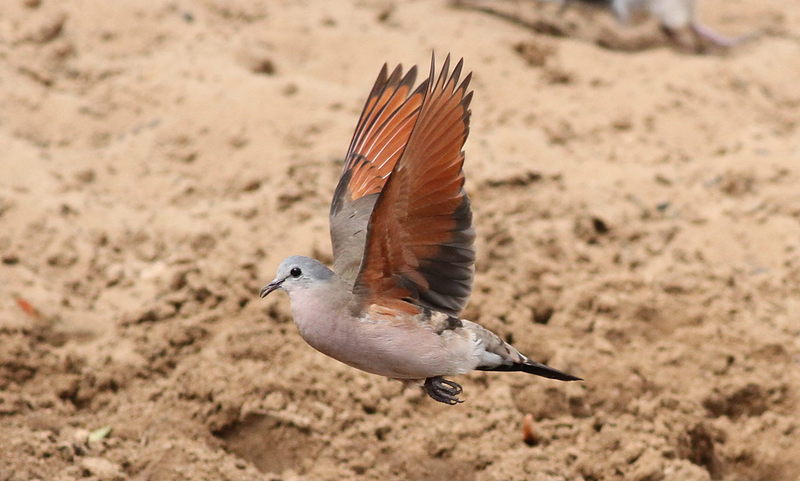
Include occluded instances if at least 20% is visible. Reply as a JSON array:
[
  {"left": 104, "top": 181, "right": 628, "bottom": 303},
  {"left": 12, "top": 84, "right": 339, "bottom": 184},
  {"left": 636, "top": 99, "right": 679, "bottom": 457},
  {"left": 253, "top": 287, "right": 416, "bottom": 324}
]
[{"left": 1, "top": 0, "right": 798, "bottom": 480}]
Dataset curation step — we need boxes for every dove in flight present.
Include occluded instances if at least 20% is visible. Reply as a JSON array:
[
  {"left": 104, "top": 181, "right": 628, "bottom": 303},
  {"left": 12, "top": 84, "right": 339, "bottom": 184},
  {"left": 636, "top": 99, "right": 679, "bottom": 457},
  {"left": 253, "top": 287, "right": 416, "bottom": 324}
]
[{"left": 260, "top": 54, "right": 580, "bottom": 405}]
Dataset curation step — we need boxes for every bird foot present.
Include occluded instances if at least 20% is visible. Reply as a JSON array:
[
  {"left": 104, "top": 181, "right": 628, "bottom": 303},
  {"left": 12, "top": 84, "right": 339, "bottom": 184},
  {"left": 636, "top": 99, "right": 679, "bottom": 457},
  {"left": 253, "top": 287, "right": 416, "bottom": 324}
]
[{"left": 423, "top": 376, "right": 463, "bottom": 405}]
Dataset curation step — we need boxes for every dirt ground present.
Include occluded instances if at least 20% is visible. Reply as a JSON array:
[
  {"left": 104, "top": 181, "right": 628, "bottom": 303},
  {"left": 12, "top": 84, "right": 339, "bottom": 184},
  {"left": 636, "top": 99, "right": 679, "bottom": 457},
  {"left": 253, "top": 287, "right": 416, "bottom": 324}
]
[{"left": 1, "top": 0, "right": 799, "bottom": 480}]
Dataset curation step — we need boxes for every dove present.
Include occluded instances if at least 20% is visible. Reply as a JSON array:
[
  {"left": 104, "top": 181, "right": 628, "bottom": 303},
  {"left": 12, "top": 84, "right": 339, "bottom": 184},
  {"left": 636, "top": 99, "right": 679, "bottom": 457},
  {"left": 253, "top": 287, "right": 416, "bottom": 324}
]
[
  {"left": 609, "top": 0, "right": 744, "bottom": 47},
  {"left": 260, "top": 54, "right": 580, "bottom": 405},
  {"left": 561, "top": 0, "right": 746, "bottom": 47}
]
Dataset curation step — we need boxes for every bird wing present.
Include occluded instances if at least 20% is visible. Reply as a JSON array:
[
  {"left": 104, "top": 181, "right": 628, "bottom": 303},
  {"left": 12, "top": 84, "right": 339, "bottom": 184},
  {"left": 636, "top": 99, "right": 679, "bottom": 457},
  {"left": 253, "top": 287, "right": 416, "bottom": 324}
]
[
  {"left": 330, "top": 63, "right": 429, "bottom": 284},
  {"left": 353, "top": 54, "right": 475, "bottom": 317}
]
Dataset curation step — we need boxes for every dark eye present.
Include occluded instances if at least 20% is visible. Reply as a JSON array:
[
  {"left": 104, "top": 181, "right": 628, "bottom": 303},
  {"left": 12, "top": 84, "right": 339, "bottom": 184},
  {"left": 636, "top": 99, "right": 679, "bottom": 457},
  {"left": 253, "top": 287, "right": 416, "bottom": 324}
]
[{"left": 290, "top": 267, "right": 302, "bottom": 278}]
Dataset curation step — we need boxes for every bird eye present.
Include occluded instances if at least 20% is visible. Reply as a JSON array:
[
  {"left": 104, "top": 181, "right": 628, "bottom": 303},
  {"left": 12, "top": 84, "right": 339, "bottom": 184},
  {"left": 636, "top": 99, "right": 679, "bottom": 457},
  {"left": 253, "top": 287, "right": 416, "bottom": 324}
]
[{"left": 290, "top": 267, "right": 302, "bottom": 278}]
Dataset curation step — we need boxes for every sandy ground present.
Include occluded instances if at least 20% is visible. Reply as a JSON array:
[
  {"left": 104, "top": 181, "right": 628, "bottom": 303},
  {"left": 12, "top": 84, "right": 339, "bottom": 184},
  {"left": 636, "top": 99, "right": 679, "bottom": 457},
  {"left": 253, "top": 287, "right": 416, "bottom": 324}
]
[{"left": 1, "top": 0, "right": 799, "bottom": 480}]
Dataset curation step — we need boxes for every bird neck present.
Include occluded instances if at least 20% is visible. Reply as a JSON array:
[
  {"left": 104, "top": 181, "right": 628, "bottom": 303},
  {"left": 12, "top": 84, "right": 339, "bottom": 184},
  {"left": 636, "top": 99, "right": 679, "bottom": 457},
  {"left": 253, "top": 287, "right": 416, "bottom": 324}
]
[{"left": 288, "top": 275, "right": 352, "bottom": 315}]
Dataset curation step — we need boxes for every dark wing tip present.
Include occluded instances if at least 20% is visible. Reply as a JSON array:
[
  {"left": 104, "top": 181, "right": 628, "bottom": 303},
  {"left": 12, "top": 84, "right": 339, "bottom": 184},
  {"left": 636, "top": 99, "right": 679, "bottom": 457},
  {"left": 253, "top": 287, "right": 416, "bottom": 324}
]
[
  {"left": 450, "top": 57, "right": 464, "bottom": 88},
  {"left": 370, "top": 63, "right": 390, "bottom": 97},
  {"left": 386, "top": 63, "right": 404, "bottom": 86},
  {"left": 400, "top": 64, "right": 419, "bottom": 89},
  {"left": 438, "top": 54, "right": 452, "bottom": 89},
  {"left": 460, "top": 72, "right": 473, "bottom": 97}
]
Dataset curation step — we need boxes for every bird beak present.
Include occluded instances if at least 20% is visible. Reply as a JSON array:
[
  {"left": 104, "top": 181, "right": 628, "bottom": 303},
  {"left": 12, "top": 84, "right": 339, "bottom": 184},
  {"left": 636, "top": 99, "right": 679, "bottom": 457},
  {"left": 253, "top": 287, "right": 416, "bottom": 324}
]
[{"left": 259, "top": 279, "right": 283, "bottom": 298}]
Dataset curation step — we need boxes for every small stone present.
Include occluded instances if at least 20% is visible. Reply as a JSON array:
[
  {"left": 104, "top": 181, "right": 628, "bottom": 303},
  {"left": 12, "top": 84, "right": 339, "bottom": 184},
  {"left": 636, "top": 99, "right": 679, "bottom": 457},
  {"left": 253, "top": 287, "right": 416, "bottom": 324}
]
[
  {"left": 24, "top": 12, "right": 67, "bottom": 44},
  {"left": 80, "top": 457, "right": 124, "bottom": 480},
  {"left": 522, "top": 413, "right": 538, "bottom": 446},
  {"left": 75, "top": 169, "right": 96, "bottom": 183},
  {"left": 513, "top": 41, "right": 556, "bottom": 67}
]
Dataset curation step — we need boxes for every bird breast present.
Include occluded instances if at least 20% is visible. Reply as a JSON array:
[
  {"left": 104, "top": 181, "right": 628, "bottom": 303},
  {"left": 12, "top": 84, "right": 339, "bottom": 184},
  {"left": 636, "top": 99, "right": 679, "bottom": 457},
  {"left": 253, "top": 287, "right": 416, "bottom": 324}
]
[{"left": 287, "top": 287, "right": 478, "bottom": 379}]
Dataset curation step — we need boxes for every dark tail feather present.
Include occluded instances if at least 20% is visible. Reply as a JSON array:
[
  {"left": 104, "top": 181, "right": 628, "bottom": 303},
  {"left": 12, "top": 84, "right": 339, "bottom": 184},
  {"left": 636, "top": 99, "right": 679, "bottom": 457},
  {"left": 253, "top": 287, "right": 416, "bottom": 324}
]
[
  {"left": 478, "top": 360, "right": 582, "bottom": 381},
  {"left": 520, "top": 361, "right": 582, "bottom": 381}
]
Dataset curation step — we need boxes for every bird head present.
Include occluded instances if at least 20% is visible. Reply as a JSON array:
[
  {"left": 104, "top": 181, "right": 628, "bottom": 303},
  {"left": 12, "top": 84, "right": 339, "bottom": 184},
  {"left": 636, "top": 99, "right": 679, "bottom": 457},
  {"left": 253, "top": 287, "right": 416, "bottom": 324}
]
[{"left": 260, "top": 255, "right": 334, "bottom": 298}]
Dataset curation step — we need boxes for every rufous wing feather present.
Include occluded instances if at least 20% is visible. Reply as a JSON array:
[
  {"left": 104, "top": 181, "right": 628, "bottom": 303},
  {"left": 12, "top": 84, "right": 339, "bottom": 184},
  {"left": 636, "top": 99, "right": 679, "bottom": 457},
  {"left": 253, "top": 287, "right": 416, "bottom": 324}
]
[
  {"left": 355, "top": 54, "right": 475, "bottom": 316},
  {"left": 330, "top": 64, "right": 429, "bottom": 283}
]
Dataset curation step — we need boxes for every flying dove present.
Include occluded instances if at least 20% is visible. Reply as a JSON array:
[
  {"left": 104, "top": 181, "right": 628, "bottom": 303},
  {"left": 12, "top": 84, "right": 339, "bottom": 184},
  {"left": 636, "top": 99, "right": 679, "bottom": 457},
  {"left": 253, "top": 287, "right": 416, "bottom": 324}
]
[{"left": 261, "top": 54, "right": 580, "bottom": 405}]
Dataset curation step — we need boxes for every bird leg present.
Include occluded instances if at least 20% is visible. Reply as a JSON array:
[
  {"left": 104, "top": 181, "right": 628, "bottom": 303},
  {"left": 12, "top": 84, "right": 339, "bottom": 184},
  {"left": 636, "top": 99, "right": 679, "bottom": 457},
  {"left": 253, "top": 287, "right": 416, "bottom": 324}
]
[{"left": 423, "top": 376, "right": 464, "bottom": 405}]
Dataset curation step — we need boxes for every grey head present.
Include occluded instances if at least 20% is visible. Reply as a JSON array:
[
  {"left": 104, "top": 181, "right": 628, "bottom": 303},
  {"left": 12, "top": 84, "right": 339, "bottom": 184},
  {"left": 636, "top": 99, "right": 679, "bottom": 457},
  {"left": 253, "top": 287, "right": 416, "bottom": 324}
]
[{"left": 260, "top": 255, "right": 334, "bottom": 298}]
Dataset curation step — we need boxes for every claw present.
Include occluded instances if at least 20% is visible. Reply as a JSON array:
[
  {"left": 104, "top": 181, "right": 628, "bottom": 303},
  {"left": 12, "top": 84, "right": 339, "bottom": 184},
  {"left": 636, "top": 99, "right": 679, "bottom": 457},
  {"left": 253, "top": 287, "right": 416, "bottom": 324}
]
[{"left": 423, "top": 376, "right": 464, "bottom": 405}]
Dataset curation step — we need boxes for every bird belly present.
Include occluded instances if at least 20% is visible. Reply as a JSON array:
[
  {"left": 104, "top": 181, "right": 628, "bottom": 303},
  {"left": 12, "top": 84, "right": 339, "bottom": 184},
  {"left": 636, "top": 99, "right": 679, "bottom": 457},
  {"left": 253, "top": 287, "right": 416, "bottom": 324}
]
[{"left": 294, "top": 308, "right": 478, "bottom": 380}]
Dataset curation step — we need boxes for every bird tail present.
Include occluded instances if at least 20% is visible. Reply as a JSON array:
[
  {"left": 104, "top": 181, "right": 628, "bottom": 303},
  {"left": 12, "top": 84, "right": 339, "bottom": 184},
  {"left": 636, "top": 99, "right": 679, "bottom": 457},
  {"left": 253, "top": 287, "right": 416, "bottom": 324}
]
[
  {"left": 464, "top": 318, "right": 582, "bottom": 381},
  {"left": 478, "top": 359, "right": 582, "bottom": 381}
]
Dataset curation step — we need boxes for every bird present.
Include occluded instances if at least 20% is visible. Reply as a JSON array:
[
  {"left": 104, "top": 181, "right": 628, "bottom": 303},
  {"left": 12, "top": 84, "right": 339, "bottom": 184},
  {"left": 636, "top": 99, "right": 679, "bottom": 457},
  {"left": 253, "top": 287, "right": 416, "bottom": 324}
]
[
  {"left": 260, "top": 54, "right": 581, "bottom": 405},
  {"left": 555, "top": 0, "right": 746, "bottom": 48}
]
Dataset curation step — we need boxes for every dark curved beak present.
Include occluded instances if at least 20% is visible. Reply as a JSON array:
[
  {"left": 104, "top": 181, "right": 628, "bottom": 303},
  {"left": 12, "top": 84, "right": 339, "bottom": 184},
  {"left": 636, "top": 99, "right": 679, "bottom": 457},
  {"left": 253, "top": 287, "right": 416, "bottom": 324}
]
[{"left": 259, "top": 279, "right": 283, "bottom": 298}]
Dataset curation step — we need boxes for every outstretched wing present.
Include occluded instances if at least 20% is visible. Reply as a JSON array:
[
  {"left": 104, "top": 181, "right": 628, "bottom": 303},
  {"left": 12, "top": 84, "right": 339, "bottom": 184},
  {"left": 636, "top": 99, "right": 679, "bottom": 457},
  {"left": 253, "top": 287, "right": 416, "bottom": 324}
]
[
  {"left": 330, "top": 64, "right": 429, "bottom": 283},
  {"left": 354, "top": 55, "right": 475, "bottom": 317}
]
